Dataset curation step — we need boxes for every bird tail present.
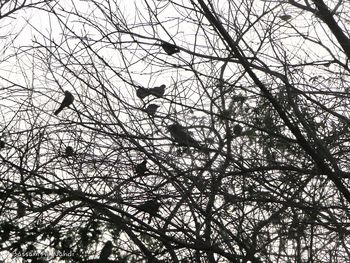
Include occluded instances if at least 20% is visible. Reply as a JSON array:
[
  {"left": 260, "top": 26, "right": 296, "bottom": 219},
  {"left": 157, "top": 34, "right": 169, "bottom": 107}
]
[
  {"left": 54, "top": 106, "right": 63, "bottom": 115},
  {"left": 196, "top": 144, "right": 218, "bottom": 155}
]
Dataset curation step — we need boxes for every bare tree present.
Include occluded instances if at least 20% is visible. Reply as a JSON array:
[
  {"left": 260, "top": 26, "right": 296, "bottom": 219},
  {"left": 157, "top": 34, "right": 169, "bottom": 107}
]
[{"left": 1, "top": 0, "right": 350, "bottom": 262}]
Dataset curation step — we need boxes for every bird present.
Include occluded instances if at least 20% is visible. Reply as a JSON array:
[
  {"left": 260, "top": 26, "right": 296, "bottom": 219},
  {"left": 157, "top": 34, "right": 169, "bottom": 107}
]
[
  {"left": 136, "top": 87, "right": 152, "bottom": 99},
  {"left": 150, "top": 84, "right": 165, "bottom": 98},
  {"left": 144, "top": 104, "right": 159, "bottom": 116},
  {"left": 233, "top": 124, "right": 243, "bottom": 136},
  {"left": 54, "top": 91, "right": 74, "bottom": 115},
  {"left": 135, "top": 160, "right": 147, "bottom": 176},
  {"left": 161, "top": 41, "right": 180, "bottom": 55},
  {"left": 279, "top": 14, "right": 292, "bottom": 21},
  {"left": 16, "top": 201, "right": 26, "bottom": 218},
  {"left": 65, "top": 146, "right": 74, "bottom": 157},
  {"left": 0, "top": 140, "right": 4, "bottom": 149},
  {"left": 100, "top": 241, "right": 113, "bottom": 261},
  {"left": 167, "top": 123, "right": 201, "bottom": 148},
  {"left": 136, "top": 199, "right": 161, "bottom": 224},
  {"left": 137, "top": 199, "right": 160, "bottom": 216}
]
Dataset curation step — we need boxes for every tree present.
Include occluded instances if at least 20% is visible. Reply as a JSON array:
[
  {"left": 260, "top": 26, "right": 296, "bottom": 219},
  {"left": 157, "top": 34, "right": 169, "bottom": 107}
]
[{"left": 1, "top": 0, "right": 350, "bottom": 262}]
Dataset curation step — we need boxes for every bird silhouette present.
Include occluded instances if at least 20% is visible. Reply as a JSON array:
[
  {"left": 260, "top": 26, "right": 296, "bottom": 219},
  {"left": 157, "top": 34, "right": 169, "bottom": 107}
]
[
  {"left": 233, "top": 124, "right": 243, "bottom": 136},
  {"left": 161, "top": 41, "right": 180, "bottom": 55},
  {"left": 134, "top": 199, "right": 161, "bottom": 224},
  {"left": 136, "top": 199, "right": 161, "bottom": 223},
  {"left": 16, "top": 201, "right": 26, "bottom": 218},
  {"left": 279, "top": 14, "right": 292, "bottom": 21},
  {"left": 167, "top": 123, "right": 201, "bottom": 148},
  {"left": 150, "top": 84, "right": 165, "bottom": 98},
  {"left": 136, "top": 87, "right": 152, "bottom": 99},
  {"left": 54, "top": 91, "right": 74, "bottom": 115},
  {"left": 0, "top": 140, "right": 4, "bottom": 149},
  {"left": 137, "top": 199, "right": 160, "bottom": 214},
  {"left": 135, "top": 160, "right": 147, "bottom": 176},
  {"left": 100, "top": 241, "right": 113, "bottom": 261},
  {"left": 65, "top": 146, "right": 74, "bottom": 157},
  {"left": 144, "top": 104, "right": 159, "bottom": 116}
]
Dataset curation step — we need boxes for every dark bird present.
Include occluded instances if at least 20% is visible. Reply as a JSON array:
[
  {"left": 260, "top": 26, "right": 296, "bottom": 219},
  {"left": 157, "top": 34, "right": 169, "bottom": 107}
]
[
  {"left": 0, "top": 140, "right": 4, "bottom": 149},
  {"left": 137, "top": 199, "right": 160, "bottom": 216},
  {"left": 279, "top": 14, "right": 292, "bottom": 21},
  {"left": 136, "top": 87, "right": 152, "bottom": 99},
  {"left": 54, "top": 91, "right": 74, "bottom": 115},
  {"left": 136, "top": 199, "right": 161, "bottom": 224},
  {"left": 150, "top": 84, "right": 165, "bottom": 98},
  {"left": 135, "top": 160, "right": 147, "bottom": 176},
  {"left": 65, "top": 146, "right": 74, "bottom": 157},
  {"left": 144, "top": 104, "right": 159, "bottom": 116},
  {"left": 233, "top": 124, "right": 243, "bottom": 136},
  {"left": 161, "top": 41, "right": 180, "bottom": 55},
  {"left": 167, "top": 123, "right": 201, "bottom": 148},
  {"left": 100, "top": 241, "right": 113, "bottom": 261},
  {"left": 16, "top": 201, "right": 26, "bottom": 218}
]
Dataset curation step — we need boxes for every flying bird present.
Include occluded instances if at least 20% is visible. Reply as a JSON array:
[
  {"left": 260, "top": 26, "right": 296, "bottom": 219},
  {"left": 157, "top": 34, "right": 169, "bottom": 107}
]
[
  {"left": 54, "top": 91, "right": 74, "bottom": 116},
  {"left": 151, "top": 84, "right": 165, "bottom": 98},
  {"left": 135, "top": 160, "right": 147, "bottom": 176},
  {"left": 167, "top": 123, "right": 201, "bottom": 148},
  {"left": 100, "top": 241, "right": 113, "bottom": 261},
  {"left": 136, "top": 87, "right": 152, "bottom": 99},
  {"left": 65, "top": 146, "right": 74, "bottom": 157},
  {"left": 144, "top": 104, "right": 159, "bottom": 116},
  {"left": 161, "top": 41, "right": 180, "bottom": 55}
]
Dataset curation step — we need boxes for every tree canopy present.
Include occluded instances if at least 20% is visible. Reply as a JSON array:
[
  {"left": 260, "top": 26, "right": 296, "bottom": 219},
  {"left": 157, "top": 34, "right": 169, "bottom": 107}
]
[{"left": 1, "top": 0, "right": 350, "bottom": 262}]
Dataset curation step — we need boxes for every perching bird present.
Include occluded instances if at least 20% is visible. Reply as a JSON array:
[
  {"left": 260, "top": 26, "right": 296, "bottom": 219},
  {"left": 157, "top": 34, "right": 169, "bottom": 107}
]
[
  {"left": 135, "top": 199, "right": 161, "bottom": 223},
  {"left": 100, "top": 241, "right": 113, "bottom": 261},
  {"left": 137, "top": 199, "right": 160, "bottom": 216},
  {"left": 135, "top": 160, "right": 147, "bottom": 176},
  {"left": 167, "top": 123, "right": 201, "bottom": 148},
  {"left": 161, "top": 41, "right": 180, "bottom": 55},
  {"left": 233, "top": 124, "right": 243, "bottom": 136},
  {"left": 136, "top": 87, "right": 152, "bottom": 99},
  {"left": 150, "top": 84, "right": 165, "bottom": 98},
  {"left": 65, "top": 146, "right": 74, "bottom": 157},
  {"left": 16, "top": 201, "right": 26, "bottom": 218},
  {"left": 0, "top": 140, "right": 4, "bottom": 149},
  {"left": 144, "top": 104, "right": 159, "bottom": 116},
  {"left": 279, "top": 14, "right": 292, "bottom": 21},
  {"left": 54, "top": 91, "right": 74, "bottom": 115}
]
